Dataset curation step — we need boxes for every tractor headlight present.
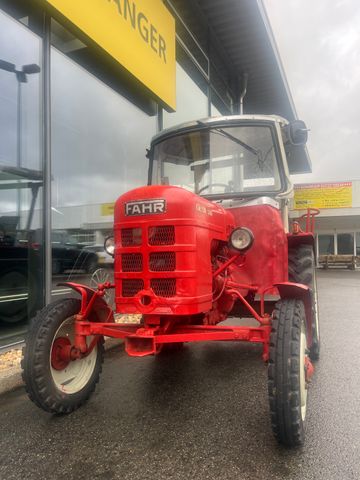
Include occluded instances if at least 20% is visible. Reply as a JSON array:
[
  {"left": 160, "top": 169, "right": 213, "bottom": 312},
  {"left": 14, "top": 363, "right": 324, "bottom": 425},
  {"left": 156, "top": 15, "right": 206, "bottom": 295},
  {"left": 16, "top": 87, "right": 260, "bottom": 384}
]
[
  {"left": 229, "top": 227, "right": 254, "bottom": 252},
  {"left": 104, "top": 236, "right": 115, "bottom": 257}
]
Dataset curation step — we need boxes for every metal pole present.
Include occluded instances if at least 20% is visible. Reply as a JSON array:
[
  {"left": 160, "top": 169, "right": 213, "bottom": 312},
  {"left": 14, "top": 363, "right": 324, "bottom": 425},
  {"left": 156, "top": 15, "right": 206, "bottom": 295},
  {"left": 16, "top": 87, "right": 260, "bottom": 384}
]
[
  {"left": 16, "top": 78, "right": 21, "bottom": 223},
  {"left": 42, "top": 13, "right": 52, "bottom": 305}
]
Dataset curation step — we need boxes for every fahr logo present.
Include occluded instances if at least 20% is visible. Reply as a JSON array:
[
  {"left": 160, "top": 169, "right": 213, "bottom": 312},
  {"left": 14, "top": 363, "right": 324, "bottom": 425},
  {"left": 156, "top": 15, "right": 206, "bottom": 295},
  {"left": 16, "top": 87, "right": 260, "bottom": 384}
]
[{"left": 125, "top": 199, "right": 166, "bottom": 216}]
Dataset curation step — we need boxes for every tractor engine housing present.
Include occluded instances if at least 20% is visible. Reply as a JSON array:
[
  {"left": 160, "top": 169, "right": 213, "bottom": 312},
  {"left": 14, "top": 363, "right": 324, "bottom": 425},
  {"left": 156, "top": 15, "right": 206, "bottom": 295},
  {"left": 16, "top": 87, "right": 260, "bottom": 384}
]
[{"left": 114, "top": 185, "right": 234, "bottom": 316}]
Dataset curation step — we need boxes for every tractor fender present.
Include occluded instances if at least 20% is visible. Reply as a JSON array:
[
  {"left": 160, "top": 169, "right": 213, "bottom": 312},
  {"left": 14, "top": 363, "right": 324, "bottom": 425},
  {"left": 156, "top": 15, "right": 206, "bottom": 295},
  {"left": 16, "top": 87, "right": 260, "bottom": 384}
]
[
  {"left": 57, "top": 282, "right": 114, "bottom": 323},
  {"left": 274, "top": 282, "right": 313, "bottom": 345},
  {"left": 287, "top": 232, "right": 315, "bottom": 251}
]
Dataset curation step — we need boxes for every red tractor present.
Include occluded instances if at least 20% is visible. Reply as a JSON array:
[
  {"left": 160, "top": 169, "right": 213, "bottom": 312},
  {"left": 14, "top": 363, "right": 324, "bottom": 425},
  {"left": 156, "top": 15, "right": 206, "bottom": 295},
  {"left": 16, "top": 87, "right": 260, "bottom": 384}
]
[{"left": 22, "top": 115, "right": 320, "bottom": 447}]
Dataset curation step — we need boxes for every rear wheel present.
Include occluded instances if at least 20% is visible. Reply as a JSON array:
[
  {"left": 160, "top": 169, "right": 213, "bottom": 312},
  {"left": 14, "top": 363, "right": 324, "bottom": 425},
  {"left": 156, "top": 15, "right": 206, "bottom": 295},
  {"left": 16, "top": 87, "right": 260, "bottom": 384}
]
[
  {"left": 22, "top": 298, "right": 104, "bottom": 414},
  {"left": 268, "top": 299, "right": 310, "bottom": 447},
  {"left": 288, "top": 244, "right": 320, "bottom": 360}
]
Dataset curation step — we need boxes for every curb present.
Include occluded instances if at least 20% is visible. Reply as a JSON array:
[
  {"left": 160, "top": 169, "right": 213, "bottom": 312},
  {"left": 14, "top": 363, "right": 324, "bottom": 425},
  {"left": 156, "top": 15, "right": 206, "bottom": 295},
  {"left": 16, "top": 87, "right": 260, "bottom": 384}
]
[{"left": 0, "top": 338, "right": 123, "bottom": 397}]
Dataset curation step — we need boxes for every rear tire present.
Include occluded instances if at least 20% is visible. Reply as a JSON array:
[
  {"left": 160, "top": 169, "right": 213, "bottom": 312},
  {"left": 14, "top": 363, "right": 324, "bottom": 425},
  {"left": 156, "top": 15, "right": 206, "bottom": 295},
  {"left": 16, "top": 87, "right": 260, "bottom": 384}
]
[
  {"left": 268, "top": 299, "right": 309, "bottom": 447},
  {"left": 22, "top": 298, "right": 104, "bottom": 414},
  {"left": 288, "top": 244, "right": 320, "bottom": 360}
]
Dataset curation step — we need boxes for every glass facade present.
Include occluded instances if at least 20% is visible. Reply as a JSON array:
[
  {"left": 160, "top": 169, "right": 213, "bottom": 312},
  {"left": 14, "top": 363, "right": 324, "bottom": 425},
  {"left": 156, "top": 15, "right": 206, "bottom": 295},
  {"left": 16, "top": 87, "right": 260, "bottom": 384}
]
[
  {"left": 163, "top": 63, "right": 208, "bottom": 128},
  {"left": 318, "top": 232, "right": 360, "bottom": 257},
  {"left": 337, "top": 233, "right": 354, "bottom": 255},
  {"left": 0, "top": 10, "right": 43, "bottom": 344},
  {"left": 318, "top": 235, "right": 335, "bottom": 255},
  {"left": 50, "top": 40, "right": 156, "bottom": 305},
  {"left": 0, "top": 3, "right": 236, "bottom": 345}
]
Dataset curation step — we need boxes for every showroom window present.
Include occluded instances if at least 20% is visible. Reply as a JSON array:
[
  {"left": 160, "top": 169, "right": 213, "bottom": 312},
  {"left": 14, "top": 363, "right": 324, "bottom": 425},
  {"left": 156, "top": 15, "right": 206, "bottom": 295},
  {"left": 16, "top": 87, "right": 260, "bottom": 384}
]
[
  {"left": 356, "top": 233, "right": 360, "bottom": 256},
  {"left": 163, "top": 62, "right": 209, "bottom": 128},
  {"left": 50, "top": 22, "right": 157, "bottom": 303},
  {"left": 318, "top": 234, "right": 335, "bottom": 255},
  {"left": 0, "top": 9, "right": 43, "bottom": 345},
  {"left": 337, "top": 233, "right": 355, "bottom": 255},
  {"left": 0, "top": 2, "right": 236, "bottom": 345}
]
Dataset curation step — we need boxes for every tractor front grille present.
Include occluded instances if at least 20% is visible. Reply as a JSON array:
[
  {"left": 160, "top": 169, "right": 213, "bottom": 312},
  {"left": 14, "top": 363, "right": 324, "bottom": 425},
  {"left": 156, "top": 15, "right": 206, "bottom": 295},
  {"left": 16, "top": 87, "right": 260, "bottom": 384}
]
[
  {"left": 122, "top": 279, "right": 144, "bottom": 297},
  {"left": 121, "top": 227, "right": 142, "bottom": 246},
  {"left": 121, "top": 253, "right": 143, "bottom": 272},
  {"left": 149, "top": 252, "right": 176, "bottom": 271},
  {"left": 148, "top": 226, "right": 175, "bottom": 245},
  {"left": 150, "top": 278, "right": 176, "bottom": 297},
  {"left": 119, "top": 225, "right": 177, "bottom": 299}
]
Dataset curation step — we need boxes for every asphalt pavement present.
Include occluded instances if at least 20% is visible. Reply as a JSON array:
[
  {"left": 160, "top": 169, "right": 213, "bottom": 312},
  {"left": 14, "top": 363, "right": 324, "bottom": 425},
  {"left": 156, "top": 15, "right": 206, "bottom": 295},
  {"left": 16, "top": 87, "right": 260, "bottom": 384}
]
[{"left": 0, "top": 270, "right": 360, "bottom": 480}]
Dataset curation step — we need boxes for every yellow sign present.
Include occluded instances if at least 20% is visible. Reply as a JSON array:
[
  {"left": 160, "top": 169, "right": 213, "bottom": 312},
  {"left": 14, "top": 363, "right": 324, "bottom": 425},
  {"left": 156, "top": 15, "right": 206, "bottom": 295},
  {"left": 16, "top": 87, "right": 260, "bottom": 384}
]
[
  {"left": 46, "top": 0, "right": 176, "bottom": 109},
  {"left": 294, "top": 182, "right": 352, "bottom": 209},
  {"left": 101, "top": 202, "right": 115, "bottom": 216}
]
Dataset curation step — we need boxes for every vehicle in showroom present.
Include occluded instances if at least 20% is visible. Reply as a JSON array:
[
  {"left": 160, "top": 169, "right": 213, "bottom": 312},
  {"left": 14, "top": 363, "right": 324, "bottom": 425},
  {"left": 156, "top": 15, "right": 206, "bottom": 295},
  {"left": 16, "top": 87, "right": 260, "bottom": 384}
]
[
  {"left": 85, "top": 244, "right": 114, "bottom": 267},
  {"left": 0, "top": 165, "right": 98, "bottom": 324}
]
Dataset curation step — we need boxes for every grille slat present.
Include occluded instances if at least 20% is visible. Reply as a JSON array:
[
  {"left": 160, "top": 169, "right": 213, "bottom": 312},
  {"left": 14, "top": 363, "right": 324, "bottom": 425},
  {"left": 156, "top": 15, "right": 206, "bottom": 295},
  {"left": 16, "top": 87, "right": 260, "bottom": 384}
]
[
  {"left": 148, "top": 226, "right": 175, "bottom": 245},
  {"left": 122, "top": 279, "right": 144, "bottom": 297},
  {"left": 121, "top": 253, "right": 143, "bottom": 272},
  {"left": 150, "top": 278, "right": 176, "bottom": 297},
  {"left": 149, "top": 252, "right": 176, "bottom": 271}
]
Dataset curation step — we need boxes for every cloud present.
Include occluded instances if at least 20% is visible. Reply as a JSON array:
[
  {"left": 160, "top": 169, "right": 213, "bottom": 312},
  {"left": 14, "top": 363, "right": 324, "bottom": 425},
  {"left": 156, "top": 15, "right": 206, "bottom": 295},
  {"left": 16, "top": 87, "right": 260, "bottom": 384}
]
[{"left": 264, "top": 0, "right": 360, "bottom": 182}]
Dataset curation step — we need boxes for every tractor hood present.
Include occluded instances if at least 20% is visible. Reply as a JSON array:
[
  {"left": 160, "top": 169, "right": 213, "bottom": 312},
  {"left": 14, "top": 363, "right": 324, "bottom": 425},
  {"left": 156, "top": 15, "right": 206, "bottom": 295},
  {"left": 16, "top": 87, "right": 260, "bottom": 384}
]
[{"left": 114, "top": 185, "right": 234, "bottom": 241}]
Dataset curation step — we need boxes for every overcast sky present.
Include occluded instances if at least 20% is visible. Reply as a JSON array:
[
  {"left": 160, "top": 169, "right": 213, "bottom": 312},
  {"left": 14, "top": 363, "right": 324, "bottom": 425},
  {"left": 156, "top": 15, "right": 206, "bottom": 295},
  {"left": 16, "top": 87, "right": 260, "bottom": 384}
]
[{"left": 264, "top": 0, "right": 360, "bottom": 183}]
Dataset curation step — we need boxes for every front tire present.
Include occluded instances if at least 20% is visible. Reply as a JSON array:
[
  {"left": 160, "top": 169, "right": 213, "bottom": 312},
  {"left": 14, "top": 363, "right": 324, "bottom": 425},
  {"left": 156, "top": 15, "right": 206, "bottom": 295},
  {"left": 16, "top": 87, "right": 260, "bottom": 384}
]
[
  {"left": 268, "top": 299, "right": 309, "bottom": 447},
  {"left": 22, "top": 298, "right": 104, "bottom": 414}
]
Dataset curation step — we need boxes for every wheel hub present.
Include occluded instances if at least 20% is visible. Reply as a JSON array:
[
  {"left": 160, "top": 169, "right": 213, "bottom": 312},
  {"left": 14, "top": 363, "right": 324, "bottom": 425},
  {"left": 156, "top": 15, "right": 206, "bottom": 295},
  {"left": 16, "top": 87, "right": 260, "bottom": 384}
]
[{"left": 51, "top": 337, "right": 72, "bottom": 370}]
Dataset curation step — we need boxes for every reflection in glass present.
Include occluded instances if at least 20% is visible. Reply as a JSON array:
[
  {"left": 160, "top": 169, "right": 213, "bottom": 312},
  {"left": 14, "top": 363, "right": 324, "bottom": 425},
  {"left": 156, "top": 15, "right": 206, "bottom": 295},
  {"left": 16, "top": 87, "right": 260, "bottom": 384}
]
[
  {"left": 0, "top": 11, "right": 43, "bottom": 343},
  {"left": 50, "top": 37, "right": 156, "bottom": 302},
  {"left": 163, "top": 63, "right": 208, "bottom": 128}
]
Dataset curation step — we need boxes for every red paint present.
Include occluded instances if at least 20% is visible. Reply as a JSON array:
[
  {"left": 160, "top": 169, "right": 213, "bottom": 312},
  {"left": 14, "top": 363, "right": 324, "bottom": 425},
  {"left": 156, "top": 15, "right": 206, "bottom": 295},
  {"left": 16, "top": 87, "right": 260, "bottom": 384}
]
[
  {"left": 227, "top": 204, "right": 288, "bottom": 294},
  {"left": 51, "top": 337, "right": 72, "bottom": 370},
  {"left": 305, "top": 356, "right": 314, "bottom": 382},
  {"left": 74, "top": 320, "right": 271, "bottom": 358},
  {"left": 56, "top": 185, "right": 316, "bottom": 370},
  {"left": 300, "top": 208, "right": 320, "bottom": 234},
  {"left": 113, "top": 185, "right": 234, "bottom": 315}
]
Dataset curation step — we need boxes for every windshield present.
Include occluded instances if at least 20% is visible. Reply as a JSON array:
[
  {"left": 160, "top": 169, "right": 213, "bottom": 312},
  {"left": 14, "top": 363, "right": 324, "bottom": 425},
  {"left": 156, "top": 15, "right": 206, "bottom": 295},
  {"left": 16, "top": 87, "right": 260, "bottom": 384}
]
[{"left": 152, "top": 125, "right": 283, "bottom": 197}]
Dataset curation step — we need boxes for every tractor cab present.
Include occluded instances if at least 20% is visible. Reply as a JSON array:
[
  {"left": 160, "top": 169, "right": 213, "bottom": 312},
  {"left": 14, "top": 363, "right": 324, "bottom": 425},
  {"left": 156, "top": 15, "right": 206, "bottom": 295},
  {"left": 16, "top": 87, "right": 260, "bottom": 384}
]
[{"left": 148, "top": 115, "right": 307, "bottom": 204}]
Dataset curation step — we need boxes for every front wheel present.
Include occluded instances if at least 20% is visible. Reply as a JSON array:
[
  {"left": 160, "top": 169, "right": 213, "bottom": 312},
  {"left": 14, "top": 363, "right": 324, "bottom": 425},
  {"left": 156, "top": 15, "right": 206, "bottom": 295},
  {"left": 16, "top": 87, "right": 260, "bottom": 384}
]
[
  {"left": 268, "top": 299, "right": 312, "bottom": 447},
  {"left": 22, "top": 298, "right": 104, "bottom": 414}
]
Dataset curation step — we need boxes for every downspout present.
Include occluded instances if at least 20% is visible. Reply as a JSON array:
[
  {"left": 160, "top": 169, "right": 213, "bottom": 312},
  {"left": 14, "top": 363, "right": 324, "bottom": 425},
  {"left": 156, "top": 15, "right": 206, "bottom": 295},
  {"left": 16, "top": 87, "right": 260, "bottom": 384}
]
[{"left": 239, "top": 73, "right": 248, "bottom": 115}]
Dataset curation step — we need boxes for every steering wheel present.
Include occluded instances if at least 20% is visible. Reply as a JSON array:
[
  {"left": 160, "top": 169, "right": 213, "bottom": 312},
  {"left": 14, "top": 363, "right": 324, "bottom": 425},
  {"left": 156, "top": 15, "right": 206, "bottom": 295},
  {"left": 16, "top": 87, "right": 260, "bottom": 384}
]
[{"left": 198, "top": 183, "right": 229, "bottom": 194}]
